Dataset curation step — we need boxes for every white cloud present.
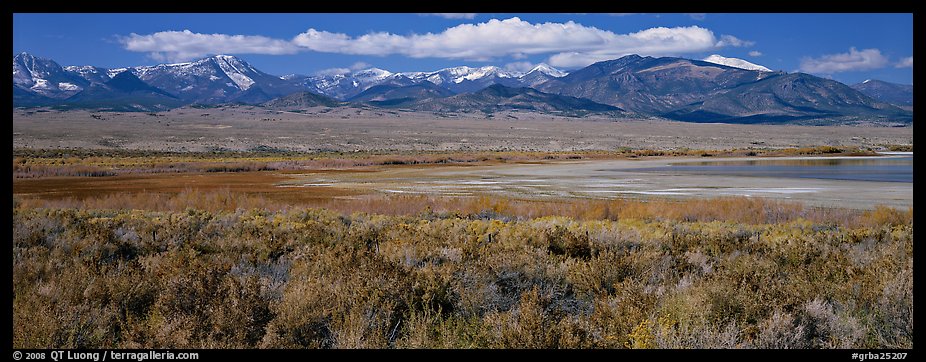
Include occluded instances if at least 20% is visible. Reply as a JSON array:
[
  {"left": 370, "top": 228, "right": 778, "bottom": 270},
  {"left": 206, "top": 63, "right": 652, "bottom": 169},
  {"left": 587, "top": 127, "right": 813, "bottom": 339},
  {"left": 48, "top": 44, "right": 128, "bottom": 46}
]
[
  {"left": 546, "top": 27, "right": 751, "bottom": 68},
  {"left": 423, "top": 13, "right": 477, "bottom": 19},
  {"left": 119, "top": 29, "right": 299, "bottom": 62},
  {"left": 748, "top": 50, "right": 763, "bottom": 57},
  {"left": 799, "top": 47, "right": 889, "bottom": 74},
  {"left": 688, "top": 13, "right": 706, "bottom": 21},
  {"left": 349, "top": 61, "right": 372, "bottom": 71},
  {"left": 314, "top": 62, "right": 371, "bottom": 76},
  {"left": 504, "top": 61, "right": 535, "bottom": 73},
  {"left": 715, "top": 35, "right": 754, "bottom": 48},
  {"left": 314, "top": 67, "right": 351, "bottom": 76},
  {"left": 895, "top": 56, "right": 913, "bottom": 68},
  {"left": 121, "top": 18, "right": 754, "bottom": 69},
  {"left": 292, "top": 18, "right": 753, "bottom": 68}
]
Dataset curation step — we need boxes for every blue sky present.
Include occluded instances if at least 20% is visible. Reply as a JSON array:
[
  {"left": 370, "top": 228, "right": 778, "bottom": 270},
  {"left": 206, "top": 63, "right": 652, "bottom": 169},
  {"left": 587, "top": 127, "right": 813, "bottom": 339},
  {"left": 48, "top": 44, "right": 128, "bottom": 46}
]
[{"left": 13, "top": 13, "right": 913, "bottom": 85}]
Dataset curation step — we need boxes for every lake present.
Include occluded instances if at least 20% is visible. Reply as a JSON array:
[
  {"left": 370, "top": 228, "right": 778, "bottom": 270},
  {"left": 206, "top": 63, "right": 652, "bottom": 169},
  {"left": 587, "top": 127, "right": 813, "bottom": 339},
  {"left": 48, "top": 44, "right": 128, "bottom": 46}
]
[
  {"left": 280, "top": 154, "right": 913, "bottom": 209},
  {"left": 630, "top": 155, "right": 913, "bottom": 183}
]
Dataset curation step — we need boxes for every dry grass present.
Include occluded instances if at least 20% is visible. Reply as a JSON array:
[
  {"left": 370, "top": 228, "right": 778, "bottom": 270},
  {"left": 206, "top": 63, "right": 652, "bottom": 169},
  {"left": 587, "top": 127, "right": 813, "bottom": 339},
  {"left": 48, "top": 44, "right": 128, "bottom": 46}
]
[
  {"left": 12, "top": 146, "right": 879, "bottom": 178},
  {"left": 14, "top": 189, "right": 902, "bottom": 229},
  {"left": 13, "top": 148, "right": 599, "bottom": 178},
  {"left": 10, "top": 147, "right": 912, "bottom": 349},
  {"left": 12, "top": 202, "right": 912, "bottom": 348}
]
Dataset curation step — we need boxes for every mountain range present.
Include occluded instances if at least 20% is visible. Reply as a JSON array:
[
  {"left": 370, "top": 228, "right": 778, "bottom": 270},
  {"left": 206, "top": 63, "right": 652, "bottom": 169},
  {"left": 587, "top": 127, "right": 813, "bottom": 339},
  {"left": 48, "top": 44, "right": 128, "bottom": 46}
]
[
  {"left": 850, "top": 79, "right": 913, "bottom": 108},
  {"left": 350, "top": 84, "right": 622, "bottom": 115},
  {"left": 12, "top": 52, "right": 913, "bottom": 124},
  {"left": 701, "top": 54, "right": 772, "bottom": 72}
]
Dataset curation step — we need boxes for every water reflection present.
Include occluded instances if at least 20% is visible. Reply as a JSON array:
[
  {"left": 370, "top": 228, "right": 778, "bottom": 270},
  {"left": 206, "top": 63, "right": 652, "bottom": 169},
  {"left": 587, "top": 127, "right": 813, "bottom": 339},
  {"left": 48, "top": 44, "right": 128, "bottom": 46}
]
[
  {"left": 680, "top": 157, "right": 912, "bottom": 167},
  {"left": 629, "top": 156, "right": 913, "bottom": 183}
]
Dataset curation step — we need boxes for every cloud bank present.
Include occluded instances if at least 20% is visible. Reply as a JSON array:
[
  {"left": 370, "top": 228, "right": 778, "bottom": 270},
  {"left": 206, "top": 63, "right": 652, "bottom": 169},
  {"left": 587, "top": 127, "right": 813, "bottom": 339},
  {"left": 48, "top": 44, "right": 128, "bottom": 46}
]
[
  {"left": 503, "top": 61, "right": 536, "bottom": 73},
  {"left": 423, "top": 13, "right": 478, "bottom": 19},
  {"left": 895, "top": 56, "right": 913, "bottom": 68},
  {"left": 119, "top": 30, "right": 299, "bottom": 62},
  {"left": 120, "top": 17, "right": 754, "bottom": 67},
  {"left": 799, "top": 47, "right": 889, "bottom": 74}
]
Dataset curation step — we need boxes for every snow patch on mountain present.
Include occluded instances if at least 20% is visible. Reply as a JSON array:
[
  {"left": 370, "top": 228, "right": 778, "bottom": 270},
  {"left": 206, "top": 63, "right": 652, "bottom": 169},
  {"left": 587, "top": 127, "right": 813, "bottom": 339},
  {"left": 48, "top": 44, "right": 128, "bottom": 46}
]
[
  {"left": 457, "top": 66, "right": 506, "bottom": 83},
  {"left": 702, "top": 55, "right": 772, "bottom": 72},
  {"left": 107, "top": 68, "right": 129, "bottom": 78},
  {"left": 352, "top": 68, "right": 394, "bottom": 82},
  {"left": 526, "top": 63, "right": 567, "bottom": 78},
  {"left": 30, "top": 78, "right": 51, "bottom": 90},
  {"left": 58, "top": 82, "right": 81, "bottom": 91},
  {"left": 213, "top": 55, "right": 255, "bottom": 90}
]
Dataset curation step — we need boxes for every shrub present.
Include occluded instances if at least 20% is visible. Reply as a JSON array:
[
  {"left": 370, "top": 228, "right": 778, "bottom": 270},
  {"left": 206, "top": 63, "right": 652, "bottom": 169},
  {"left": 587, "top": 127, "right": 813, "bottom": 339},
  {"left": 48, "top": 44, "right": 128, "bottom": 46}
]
[{"left": 12, "top": 203, "right": 913, "bottom": 349}]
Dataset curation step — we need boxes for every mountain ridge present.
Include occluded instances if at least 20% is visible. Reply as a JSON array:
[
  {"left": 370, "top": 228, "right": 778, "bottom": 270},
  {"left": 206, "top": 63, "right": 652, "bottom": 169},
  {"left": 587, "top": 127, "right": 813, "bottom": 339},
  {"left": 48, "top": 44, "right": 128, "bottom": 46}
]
[
  {"left": 538, "top": 55, "right": 909, "bottom": 123},
  {"left": 13, "top": 52, "right": 913, "bottom": 124},
  {"left": 386, "top": 84, "right": 623, "bottom": 115},
  {"left": 850, "top": 79, "right": 913, "bottom": 107}
]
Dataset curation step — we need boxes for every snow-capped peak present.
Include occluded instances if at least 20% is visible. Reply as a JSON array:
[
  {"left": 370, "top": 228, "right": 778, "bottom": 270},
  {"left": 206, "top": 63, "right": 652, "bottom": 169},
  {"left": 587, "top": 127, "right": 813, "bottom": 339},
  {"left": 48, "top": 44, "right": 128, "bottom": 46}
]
[
  {"left": 13, "top": 52, "right": 49, "bottom": 77},
  {"left": 213, "top": 54, "right": 237, "bottom": 61},
  {"left": 352, "top": 68, "right": 394, "bottom": 80},
  {"left": 211, "top": 55, "right": 256, "bottom": 90},
  {"left": 456, "top": 66, "right": 505, "bottom": 83},
  {"left": 395, "top": 65, "right": 511, "bottom": 85},
  {"left": 436, "top": 66, "right": 474, "bottom": 77},
  {"left": 12, "top": 52, "right": 87, "bottom": 97},
  {"left": 107, "top": 68, "right": 130, "bottom": 79},
  {"left": 862, "top": 79, "right": 872, "bottom": 84},
  {"left": 525, "top": 63, "right": 567, "bottom": 78},
  {"left": 702, "top": 54, "right": 772, "bottom": 72},
  {"left": 64, "top": 65, "right": 105, "bottom": 75}
]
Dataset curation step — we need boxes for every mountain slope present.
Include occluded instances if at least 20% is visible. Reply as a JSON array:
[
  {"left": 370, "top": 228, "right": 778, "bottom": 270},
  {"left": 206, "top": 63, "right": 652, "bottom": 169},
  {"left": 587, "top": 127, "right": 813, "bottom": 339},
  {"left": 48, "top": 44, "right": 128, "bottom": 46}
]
[
  {"left": 539, "top": 54, "right": 910, "bottom": 123},
  {"left": 63, "top": 72, "right": 183, "bottom": 111},
  {"left": 13, "top": 52, "right": 89, "bottom": 99},
  {"left": 13, "top": 85, "right": 55, "bottom": 107},
  {"left": 702, "top": 55, "right": 772, "bottom": 72},
  {"left": 130, "top": 55, "right": 300, "bottom": 103},
  {"left": 666, "top": 73, "right": 912, "bottom": 123},
  {"left": 225, "top": 86, "right": 276, "bottom": 105},
  {"left": 538, "top": 55, "right": 772, "bottom": 114},
  {"left": 408, "top": 66, "right": 524, "bottom": 94},
  {"left": 289, "top": 64, "right": 568, "bottom": 100},
  {"left": 104, "top": 71, "right": 176, "bottom": 97},
  {"left": 261, "top": 91, "right": 343, "bottom": 110},
  {"left": 349, "top": 82, "right": 454, "bottom": 104},
  {"left": 397, "top": 84, "right": 622, "bottom": 115},
  {"left": 64, "top": 65, "right": 114, "bottom": 84},
  {"left": 850, "top": 79, "right": 913, "bottom": 107},
  {"left": 518, "top": 63, "right": 568, "bottom": 87},
  {"left": 12, "top": 52, "right": 912, "bottom": 123},
  {"left": 297, "top": 68, "right": 408, "bottom": 100}
]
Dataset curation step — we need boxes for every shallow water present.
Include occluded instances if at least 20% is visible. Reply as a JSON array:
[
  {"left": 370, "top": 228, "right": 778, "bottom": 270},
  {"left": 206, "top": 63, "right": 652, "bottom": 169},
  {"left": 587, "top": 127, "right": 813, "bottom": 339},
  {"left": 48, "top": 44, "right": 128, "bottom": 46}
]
[
  {"left": 282, "top": 155, "right": 913, "bottom": 209},
  {"left": 632, "top": 156, "right": 913, "bottom": 183}
]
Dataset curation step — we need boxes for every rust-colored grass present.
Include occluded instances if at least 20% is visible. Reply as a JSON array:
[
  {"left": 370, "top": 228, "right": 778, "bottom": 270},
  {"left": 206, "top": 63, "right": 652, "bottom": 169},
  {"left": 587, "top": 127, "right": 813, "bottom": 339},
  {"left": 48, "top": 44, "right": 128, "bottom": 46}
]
[
  {"left": 13, "top": 171, "right": 363, "bottom": 208},
  {"left": 15, "top": 178, "right": 899, "bottom": 228},
  {"left": 12, "top": 146, "right": 880, "bottom": 178},
  {"left": 11, "top": 146, "right": 912, "bottom": 349},
  {"left": 11, "top": 146, "right": 904, "bottom": 227}
]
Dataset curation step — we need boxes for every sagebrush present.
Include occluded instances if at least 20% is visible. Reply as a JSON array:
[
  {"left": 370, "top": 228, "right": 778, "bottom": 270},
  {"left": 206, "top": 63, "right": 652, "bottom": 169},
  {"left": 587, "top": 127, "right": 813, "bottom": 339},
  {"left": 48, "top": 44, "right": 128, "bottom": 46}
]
[{"left": 12, "top": 204, "right": 912, "bottom": 348}]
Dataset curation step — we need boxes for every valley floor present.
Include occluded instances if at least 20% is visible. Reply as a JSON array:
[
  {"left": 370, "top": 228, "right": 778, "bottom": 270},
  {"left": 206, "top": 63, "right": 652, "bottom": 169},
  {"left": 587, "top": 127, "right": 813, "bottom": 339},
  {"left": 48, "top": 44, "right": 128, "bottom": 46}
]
[
  {"left": 13, "top": 107, "right": 913, "bottom": 152},
  {"left": 11, "top": 110, "right": 914, "bottom": 349},
  {"left": 14, "top": 156, "right": 912, "bottom": 211}
]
